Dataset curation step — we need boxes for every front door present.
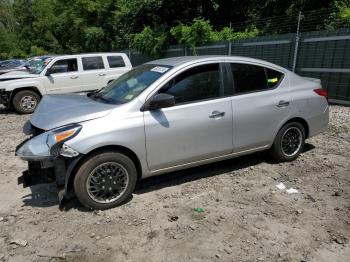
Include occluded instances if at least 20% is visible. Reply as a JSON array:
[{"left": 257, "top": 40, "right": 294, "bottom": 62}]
[
  {"left": 43, "top": 58, "right": 82, "bottom": 94},
  {"left": 144, "top": 63, "right": 234, "bottom": 171}
]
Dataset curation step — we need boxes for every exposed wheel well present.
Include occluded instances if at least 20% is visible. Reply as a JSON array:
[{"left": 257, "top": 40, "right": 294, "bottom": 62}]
[
  {"left": 284, "top": 117, "right": 309, "bottom": 138},
  {"left": 66, "top": 145, "right": 143, "bottom": 193},
  {"left": 10, "top": 87, "right": 42, "bottom": 102}
]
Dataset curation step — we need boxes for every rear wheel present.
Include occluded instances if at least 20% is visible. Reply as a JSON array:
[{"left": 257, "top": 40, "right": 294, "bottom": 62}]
[
  {"left": 12, "top": 90, "right": 40, "bottom": 114},
  {"left": 73, "top": 151, "right": 137, "bottom": 210},
  {"left": 269, "top": 122, "right": 305, "bottom": 162}
]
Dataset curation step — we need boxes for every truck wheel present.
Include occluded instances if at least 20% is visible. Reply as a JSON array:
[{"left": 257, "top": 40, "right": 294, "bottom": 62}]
[
  {"left": 12, "top": 90, "right": 40, "bottom": 114},
  {"left": 269, "top": 122, "right": 305, "bottom": 162},
  {"left": 73, "top": 151, "right": 137, "bottom": 210}
]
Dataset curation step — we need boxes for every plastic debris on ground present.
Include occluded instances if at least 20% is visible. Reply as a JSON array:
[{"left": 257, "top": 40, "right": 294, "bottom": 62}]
[
  {"left": 276, "top": 182, "right": 286, "bottom": 190},
  {"left": 286, "top": 188, "right": 299, "bottom": 194}
]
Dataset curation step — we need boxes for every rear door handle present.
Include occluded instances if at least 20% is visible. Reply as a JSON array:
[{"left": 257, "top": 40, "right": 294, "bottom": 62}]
[
  {"left": 276, "top": 100, "right": 290, "bottom": 107},
  {"left": 209, "top": 111, "right": 225, "bottom": 119},
  {"left": 98, "top": 73, "right": 106, "bottom": 76},
  {"left": 70, "top": 76, "right": 79, "bottom": 79}
]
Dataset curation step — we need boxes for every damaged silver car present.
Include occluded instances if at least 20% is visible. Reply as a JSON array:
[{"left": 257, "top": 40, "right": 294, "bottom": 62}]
[{"left": 16, "top": 56, "right": 329, "bottom": 210}]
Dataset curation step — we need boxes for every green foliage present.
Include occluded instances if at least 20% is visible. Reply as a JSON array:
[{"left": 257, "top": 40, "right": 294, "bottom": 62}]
[
  {"left": 132, "top": 26, "right": 168, "bottom": 57},
  {"left": 212, "top": 26, "right": 259, "bottom": 41},
  {"left": 171, "top": 18, "right": 214, "bottom": 54},
  {"left": 336, "top": 0, "right": 350, "bottom": 22},
  {"left": 0, "top": 0, "right": 342, "bottom": 59},
  {"left": 325, "top": 0, "right": 350, "bottom": 29},
  {"left": 30, "top": 46, "right": 48, "bottom": 56}
]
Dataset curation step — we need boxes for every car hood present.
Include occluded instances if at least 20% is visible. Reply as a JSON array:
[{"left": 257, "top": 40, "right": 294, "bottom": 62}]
[
  {"left": 0, "top": 71, "right": 38, "bottom": 81},
  {"left": 30, "top": 94, "right": 116, "bottom": 131}
]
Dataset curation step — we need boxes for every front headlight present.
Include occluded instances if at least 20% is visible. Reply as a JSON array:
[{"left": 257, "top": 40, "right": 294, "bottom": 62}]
[
  {"left": 16, "top": 124, "right": 82, "bottom": 160},
  {"left": 47, "top": 124, "right": 82, "bottom": 156}
]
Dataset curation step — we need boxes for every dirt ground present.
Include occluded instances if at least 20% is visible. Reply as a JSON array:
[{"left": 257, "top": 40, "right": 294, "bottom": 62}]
[{"left": 0, "top": 105, "right": 349, "bottom": 262}]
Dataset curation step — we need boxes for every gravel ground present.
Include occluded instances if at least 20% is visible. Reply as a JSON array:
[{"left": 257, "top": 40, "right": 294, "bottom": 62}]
[{"left": 0, "top": 105, "right": 349, "bottom": 262}]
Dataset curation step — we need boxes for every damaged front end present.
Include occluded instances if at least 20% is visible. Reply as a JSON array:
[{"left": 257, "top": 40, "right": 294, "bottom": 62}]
[
  {"left": 0, "top": 89, "right": 11, "bottom": 107},
  {"left": 16, "top": 122, "right": 83, "bottom": 208}
]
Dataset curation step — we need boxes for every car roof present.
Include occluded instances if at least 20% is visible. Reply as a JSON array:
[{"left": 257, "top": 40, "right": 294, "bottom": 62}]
[
  {"left": 147, "top": 55, "right": 289, "bottom": 72},
  {"left": 49, "top": 53, "right": 127, "bottom": 59}
]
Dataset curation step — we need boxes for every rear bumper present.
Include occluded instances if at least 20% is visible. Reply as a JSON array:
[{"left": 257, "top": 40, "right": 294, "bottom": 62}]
[
  {"left": 308, "top": 106, "right": 329, "bottom": 137},
  {"left": 0, "top": 89, "right": 11, "bottom": 106}
]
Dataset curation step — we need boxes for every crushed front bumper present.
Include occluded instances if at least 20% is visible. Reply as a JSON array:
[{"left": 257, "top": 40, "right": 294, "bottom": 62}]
[
  {"left": 17, "top": 156, "right": 83, "bottom": 208},
  {"left": 0, "top": 89, "right": 11, "bottom": 106}
]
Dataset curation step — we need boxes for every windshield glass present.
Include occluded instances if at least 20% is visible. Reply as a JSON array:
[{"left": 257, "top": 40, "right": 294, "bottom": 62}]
[
  {"left": 26, "top": 57, "right": 52, "bottom": 74},
  {"left": 90, "top": 64, "right": 172, "bottom": 104}
]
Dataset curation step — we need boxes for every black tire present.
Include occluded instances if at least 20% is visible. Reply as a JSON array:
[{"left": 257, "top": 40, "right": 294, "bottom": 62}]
[
  {"left": 73, "top": 151, "right": 137, "bottom": 210},
  {"left": 269, "top": 122, "right": 305, "bottom": 162},
  {"left": 12, "top": 90, "right": 40, "bottom": 114}
]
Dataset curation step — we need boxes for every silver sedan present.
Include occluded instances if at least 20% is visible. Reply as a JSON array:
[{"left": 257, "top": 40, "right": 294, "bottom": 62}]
[{"left": 16, "top": 56, "right": 329, "bottom": 210}]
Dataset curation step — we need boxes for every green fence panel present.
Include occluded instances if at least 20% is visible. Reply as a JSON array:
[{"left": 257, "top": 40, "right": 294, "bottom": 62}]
[
  {"left": 296, "top": 29, "right": 350, "bottom": 101},
  {"left": 230, "top": 33, "right": 296, "bottom": 69},
  {"left": 126, "top": 29, "right": 349, "bottom": 102}
]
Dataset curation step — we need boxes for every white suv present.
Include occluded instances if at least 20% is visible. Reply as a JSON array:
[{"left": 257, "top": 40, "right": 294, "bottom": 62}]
[{"left": 0, "top": 53, "right": 132, "bottom": 113}]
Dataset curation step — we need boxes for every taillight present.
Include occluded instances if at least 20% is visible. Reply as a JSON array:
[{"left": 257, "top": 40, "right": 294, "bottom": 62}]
[{"left": 314, "top": 88, "right": 328, "bottom": 101}]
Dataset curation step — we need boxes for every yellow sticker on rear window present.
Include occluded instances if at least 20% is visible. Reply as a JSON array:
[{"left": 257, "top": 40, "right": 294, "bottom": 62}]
[{"left": 268, "top": 77, "right": 278, "bottom": 83}]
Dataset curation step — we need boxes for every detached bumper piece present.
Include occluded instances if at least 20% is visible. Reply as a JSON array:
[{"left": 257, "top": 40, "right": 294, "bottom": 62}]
[
  {"left": 18, "top": 160, "right": 56, "bottom": 188},
  {"left": 0, "top": 89, "right": 11, "bottom": 106},
  {"left": 17, "top": 158, "right": 76, "bottom": 209}
]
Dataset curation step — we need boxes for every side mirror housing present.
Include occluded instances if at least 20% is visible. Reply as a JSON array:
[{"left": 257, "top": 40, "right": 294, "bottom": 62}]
[{"left": 144, "top": 93, "right": 175, "bottom": 111}]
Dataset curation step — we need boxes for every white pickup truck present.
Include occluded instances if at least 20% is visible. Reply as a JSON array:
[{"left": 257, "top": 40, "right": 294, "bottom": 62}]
[{"left": 0, "top": 53, "right": 132, "bottom": 113}]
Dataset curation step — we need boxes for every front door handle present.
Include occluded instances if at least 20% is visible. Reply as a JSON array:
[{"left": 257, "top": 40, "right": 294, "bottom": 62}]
[
  {"left": 70, "top": 76, "right": 79, "bottom": 79},
  {"left": 276, "top": 100, "right": 290, "bottom": 107},
  {"left": 98, "top": 73, "right": 106, "bottom": 76},
  {"left": 209, "top": 111, "right": 225, "bottom": 119}
]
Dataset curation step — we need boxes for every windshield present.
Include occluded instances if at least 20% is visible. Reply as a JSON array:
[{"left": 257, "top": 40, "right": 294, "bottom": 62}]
[
  {"left": 26, "top": 57, "right": 52, "bottom": 74},
  {"left": 90, "top": 64, "right": 172, "bottom": 104}
]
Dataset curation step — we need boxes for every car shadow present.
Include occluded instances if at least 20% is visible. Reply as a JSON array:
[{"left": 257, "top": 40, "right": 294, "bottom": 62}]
[
  {"left": 21, "top": 183, "right": 60, "bottom": 208},
  {"left": 0, "top": 106, "right": 15, "bottom": 115},
  {"left": 21, "top": 143, "right": 315, "bottom": 210},
  {"left": 135, "top": 142, "right": 315, "bottom": 194}
]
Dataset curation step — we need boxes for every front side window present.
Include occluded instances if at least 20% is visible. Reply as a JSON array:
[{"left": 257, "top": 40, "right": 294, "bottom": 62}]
[
  {"left": 50, "top": 59, "right": 78, "bottom": 74},
  {"left": 89, "top": 64, "right": 172, "bottom": 104},
  {"left": 230, "top": 63, "right": 284, "bottom": 94},
  {"left": 107, "top": 56, "right": 125, "bottom": 68},
  {"left": 159, "top": 63, "right": 223, "bottom": 105},
  {"left": 82, "top": 56, "right": 105, "bottom": 70}
]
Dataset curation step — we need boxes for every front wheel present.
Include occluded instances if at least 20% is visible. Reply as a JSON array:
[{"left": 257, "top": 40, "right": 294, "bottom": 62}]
[
  {"left": 269, "top": 122, "right": 305, "bottom": 162},
  {"left": 73, "top": 151, "right": 137, "bottom": 210},
  {"left": 12, "top": 90, "right": 41, "bottom": 114}
]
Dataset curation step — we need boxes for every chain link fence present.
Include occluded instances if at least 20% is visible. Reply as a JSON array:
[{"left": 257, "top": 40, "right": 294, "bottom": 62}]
[{"left": 126, "top": 9, "right": 350, "bottom": 103}]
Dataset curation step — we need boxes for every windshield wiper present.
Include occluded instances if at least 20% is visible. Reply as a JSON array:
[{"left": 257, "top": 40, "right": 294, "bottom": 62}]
[{"left": 88, "top": 91, "right": 111, "bottom": 104}]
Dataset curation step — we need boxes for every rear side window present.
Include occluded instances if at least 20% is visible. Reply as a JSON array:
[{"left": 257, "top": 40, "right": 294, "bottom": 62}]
[
  {"left": 230, "top": 63, "right": 267, "bottom": 94},
  {"left": 82, "top": 56, "right": 104, "bottom": 70},
  {"left": 107, "top": 56, "right": 125, "bottom": 68},
  {"left": 50, "top": 59, "right": 78, "bottom": 74},
  {"left": 266, "top": 68, "right": 284, "bottom": 88},
  {"left": 159, "top": 63, "right": 223, "bottom": 105}
]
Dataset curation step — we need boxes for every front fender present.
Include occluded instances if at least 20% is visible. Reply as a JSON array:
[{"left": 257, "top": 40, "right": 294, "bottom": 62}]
[{"left": 0, "top": 79, "right": 45, "bottom": 95}]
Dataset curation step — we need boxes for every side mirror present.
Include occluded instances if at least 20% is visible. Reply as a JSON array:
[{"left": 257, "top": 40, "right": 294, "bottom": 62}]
[
  {"left": 146, "top": 93, "right": 175, "bottom": 111},
  {"left": 45, "top": 68, "right": 52, "bottom": 76}
]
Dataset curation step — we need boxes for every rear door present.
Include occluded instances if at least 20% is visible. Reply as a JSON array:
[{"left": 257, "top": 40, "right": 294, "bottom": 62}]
[
  {"left": 144, "top": 63, "right": 234, "bottom": 171},
  {"left": 80, "top": 56, "right": 107, "bottom": 91},
  {"left": 105, "top": 55, "right": 130, "bottom": 81},
  {"left": 43, "top": 58, "right": 82, "bottom": 94},
  {"left": 229, "top": 63, "right": 291, "bottom": 152}
]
